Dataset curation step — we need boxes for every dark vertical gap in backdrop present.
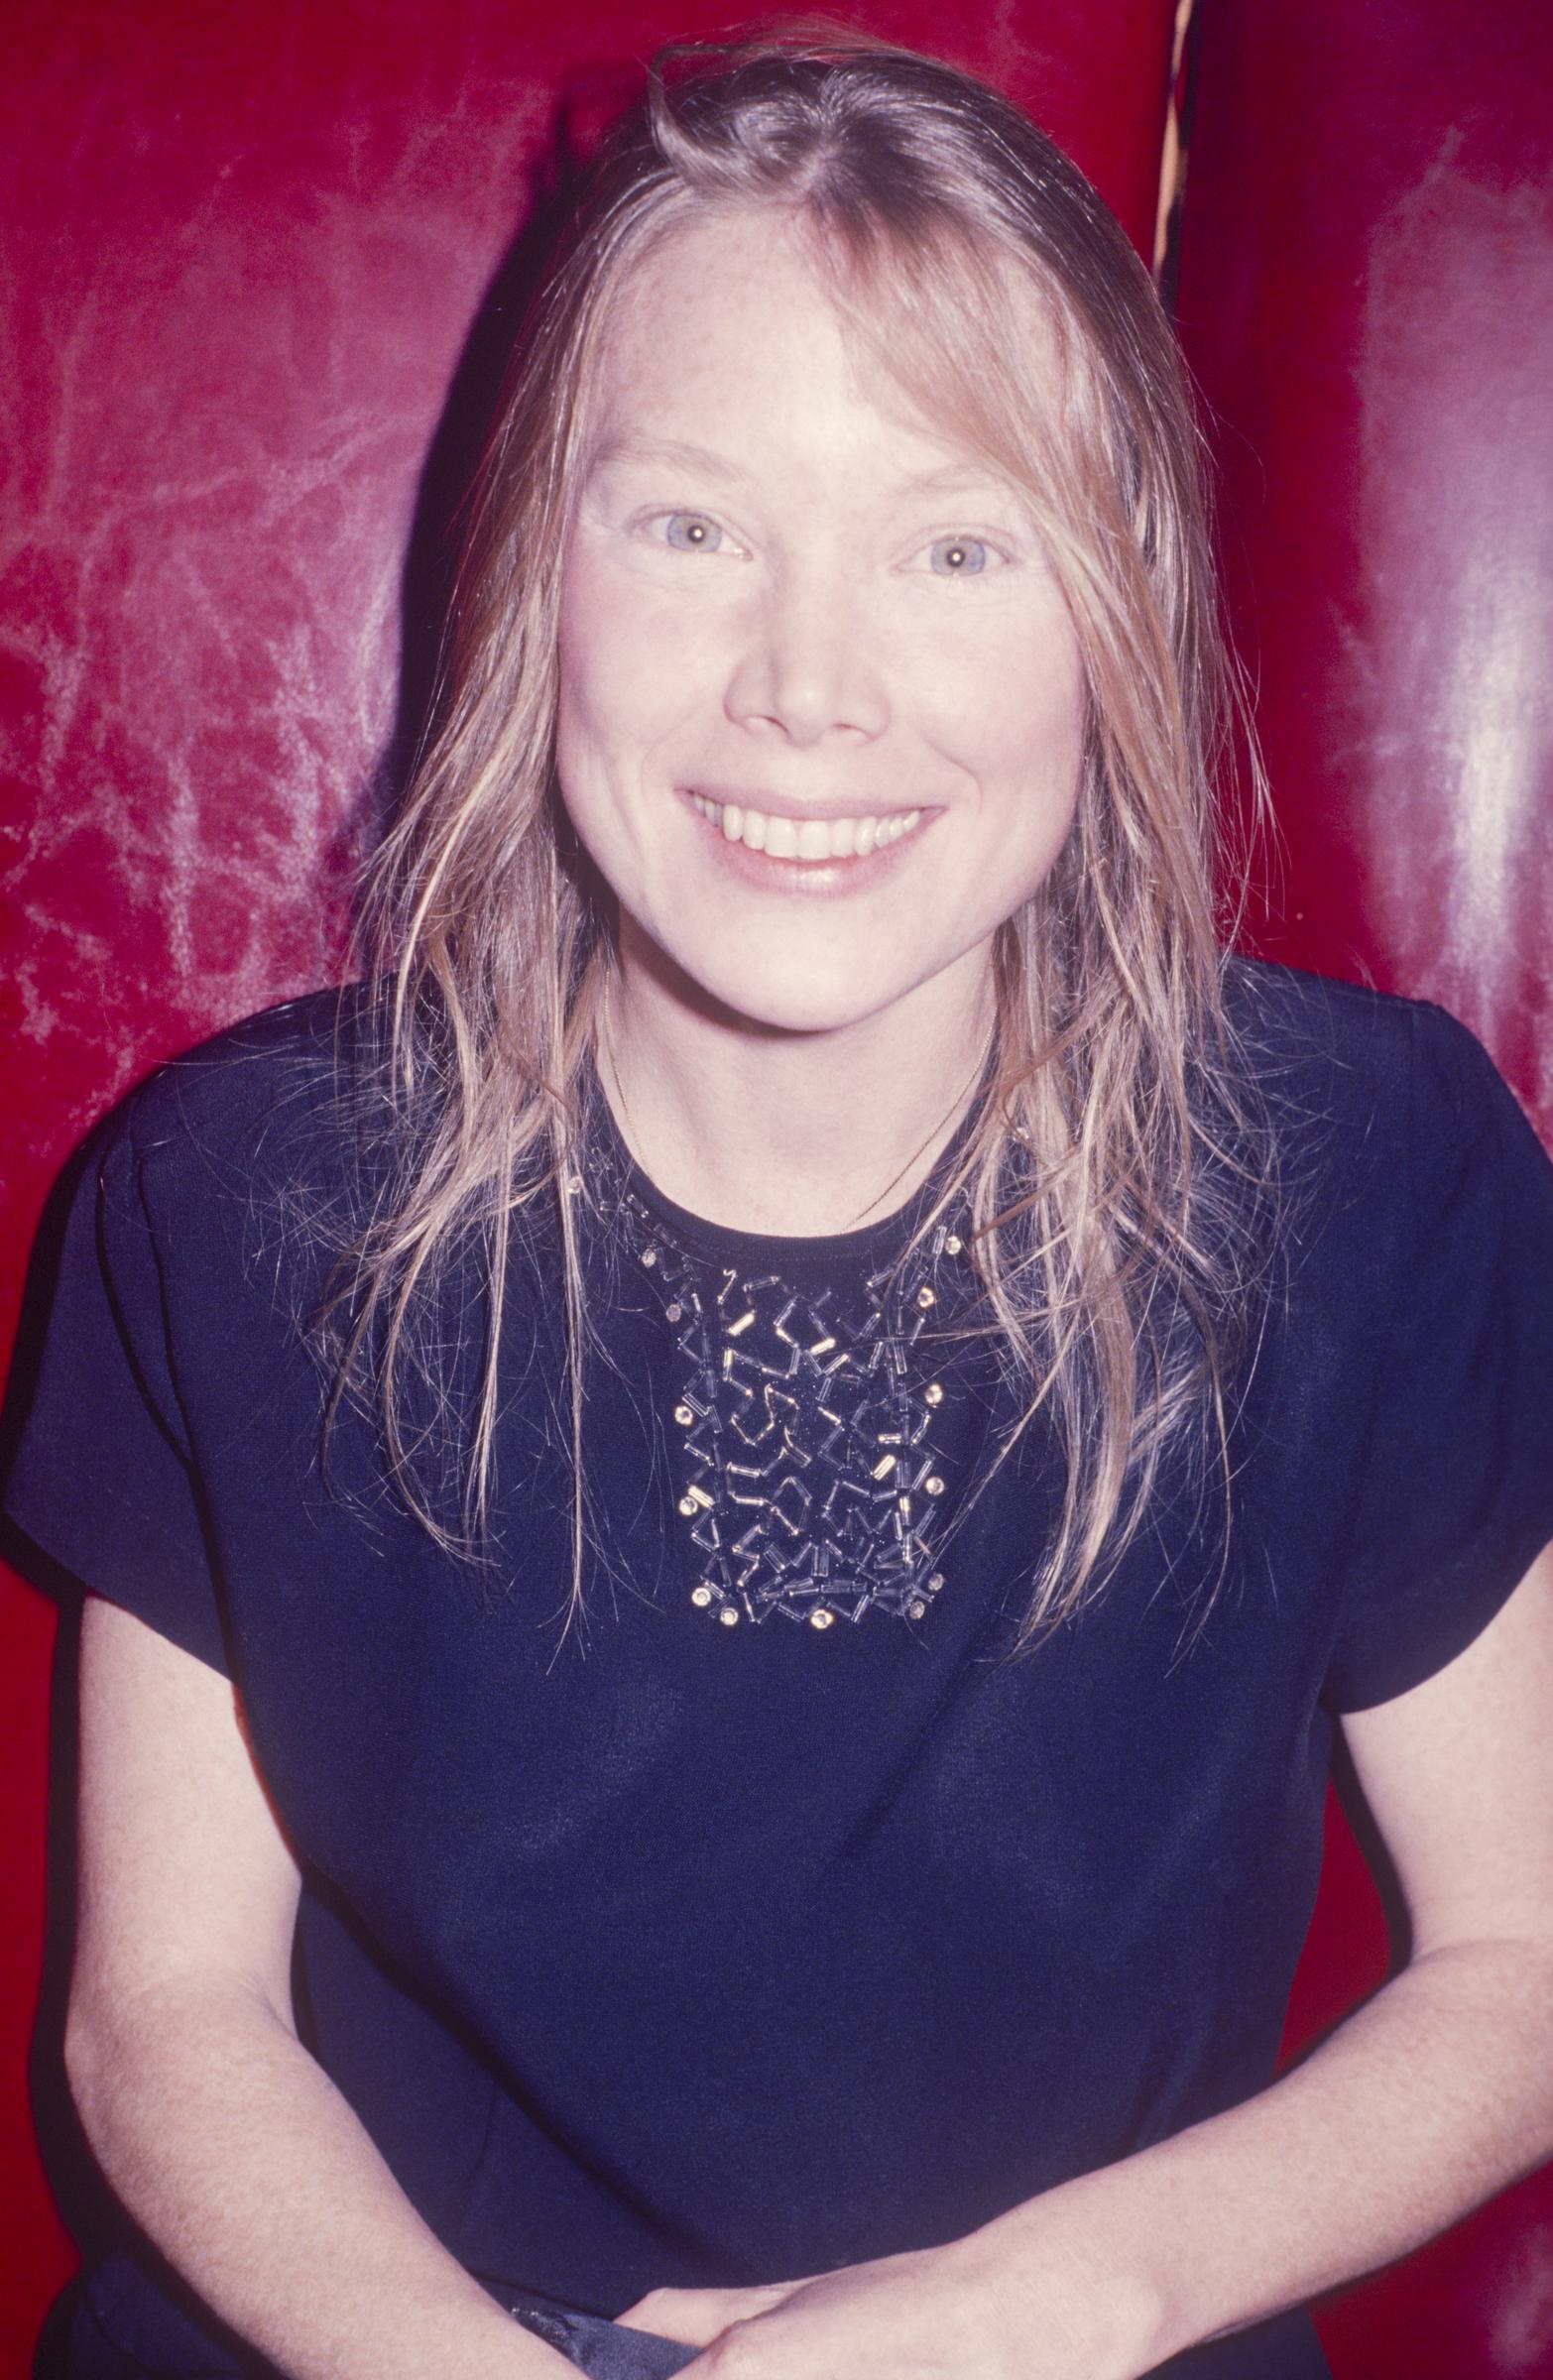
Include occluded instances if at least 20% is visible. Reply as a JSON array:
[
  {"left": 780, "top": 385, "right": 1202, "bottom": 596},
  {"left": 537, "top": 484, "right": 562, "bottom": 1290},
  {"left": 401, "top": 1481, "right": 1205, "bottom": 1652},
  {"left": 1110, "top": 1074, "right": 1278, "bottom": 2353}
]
[{"left": 1153, "top": 0, "right": 1201, "bottom": 318}]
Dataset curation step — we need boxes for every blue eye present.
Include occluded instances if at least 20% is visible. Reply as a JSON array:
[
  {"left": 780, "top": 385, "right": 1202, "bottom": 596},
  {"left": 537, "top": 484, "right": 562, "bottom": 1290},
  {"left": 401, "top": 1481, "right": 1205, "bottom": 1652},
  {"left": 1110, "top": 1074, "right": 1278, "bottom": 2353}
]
[
  {"left": 928, "top": 536, "right": 990, "bottom": 577},
  {"left": 664, "top": 513, "right": 724, "bottom": 553}
]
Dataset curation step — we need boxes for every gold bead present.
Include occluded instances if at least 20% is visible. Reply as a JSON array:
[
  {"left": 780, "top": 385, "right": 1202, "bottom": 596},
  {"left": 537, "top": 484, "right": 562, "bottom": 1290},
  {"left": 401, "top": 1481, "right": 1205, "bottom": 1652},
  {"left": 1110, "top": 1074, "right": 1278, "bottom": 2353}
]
[
  {"left": 809, "top": 1608, "right": 835, "bottom": 1630},
  {"left": 718, "top": 1606, "right": 741, "bottom": 1627},
  {"left": 907, "top": 1599, "right": 927, "bottom": 1620},
  {"left": 927, "top": 1572, "right": 945, "bottom": 1593},
  {"left": 924, "top": 1382, "right": 944, "bottom": 1406},
  {"left": 944, "top": 1233, "right": 963, "bottom": 1255},
  {"left": 677, "top": 1495, "right": 697, "bottom": 1518},
  {"left": 924, "top": 1475, "right": 945, "bottom": 1497},
  {"left": 673, "top": 1404, "right": 694, "bottom": 1427},
  {"left": 690, "top": 1585, "right": 714, "bottom": 1608},
  {"left": 641, "top": 1247, "right": 658, "bottom": 1267},
  {"left": 665, "top": 1302, "right": 684, "bottom": 1323},
  {"left": 915, "top": 1284, "right": 936, "bottom": 1309}
]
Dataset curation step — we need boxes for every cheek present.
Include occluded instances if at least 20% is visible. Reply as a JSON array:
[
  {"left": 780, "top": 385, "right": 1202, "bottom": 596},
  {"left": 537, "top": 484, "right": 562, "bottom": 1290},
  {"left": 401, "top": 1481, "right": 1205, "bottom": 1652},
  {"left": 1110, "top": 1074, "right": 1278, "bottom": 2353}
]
[
  {"left": 1008, "top": 649, "right": 1088, "bottom": 795},
  {"left": 556, "top": 554, "right": 653, "bottom": 757},
  {"left": 913, "top": 603, "right": 1087, "bottom": 790},
  {"left": 556, "top": 542, "right": 724, "bottom": 767}
]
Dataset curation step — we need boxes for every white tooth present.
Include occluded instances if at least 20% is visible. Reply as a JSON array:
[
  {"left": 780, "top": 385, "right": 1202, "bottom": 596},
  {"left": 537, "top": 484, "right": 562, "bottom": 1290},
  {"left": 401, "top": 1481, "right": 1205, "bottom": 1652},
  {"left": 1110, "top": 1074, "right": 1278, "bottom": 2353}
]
[
  {"left": 764, "top": 814, "right": 798, "bottom": 858},
  {"left": 795, "top": 819, "right": 830, "bottom": 860},
  {"left": 883, "top": 815, "right": 902, "bottom": 843},
  {"left": 741, "top": 808, "right": 768, "bottom": 852},
  {"left": 903, "top": 809, "right": 921, "bottom": 833},
  {"left": 721, "top": 803, "right": 743, "bottom": 841},
  {"left": 830, "top": 816, "right": 857, "bottom": 857},
  {"left": 856, "top": 816, "right": 878, "bottom": 856}
]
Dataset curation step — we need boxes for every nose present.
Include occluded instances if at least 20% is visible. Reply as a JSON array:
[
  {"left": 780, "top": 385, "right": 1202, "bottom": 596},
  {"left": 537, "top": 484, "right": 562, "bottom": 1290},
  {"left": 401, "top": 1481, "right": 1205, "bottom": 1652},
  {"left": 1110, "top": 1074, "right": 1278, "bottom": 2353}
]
[{"left": 723, "top": 558, "right": 889, "bottom": 747}]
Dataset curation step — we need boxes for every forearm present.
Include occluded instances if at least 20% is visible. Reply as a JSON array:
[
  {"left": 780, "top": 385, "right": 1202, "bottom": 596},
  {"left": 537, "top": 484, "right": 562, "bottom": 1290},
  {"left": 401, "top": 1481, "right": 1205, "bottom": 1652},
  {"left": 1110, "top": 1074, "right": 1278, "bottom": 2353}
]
[
  {"left": 975, "top": 1937, "right": 1553, "bottom": 2372},
  {"left": 66, "top": 1972, "right": 565, "bottom": 2380}
]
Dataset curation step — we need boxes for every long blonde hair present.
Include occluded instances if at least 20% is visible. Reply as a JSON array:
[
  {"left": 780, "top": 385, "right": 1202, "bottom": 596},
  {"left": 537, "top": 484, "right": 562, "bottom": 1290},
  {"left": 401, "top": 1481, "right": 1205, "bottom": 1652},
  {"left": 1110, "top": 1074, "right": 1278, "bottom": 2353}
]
[{"left": 334, "top": 33, "right": 1273, "bottom": 1652}]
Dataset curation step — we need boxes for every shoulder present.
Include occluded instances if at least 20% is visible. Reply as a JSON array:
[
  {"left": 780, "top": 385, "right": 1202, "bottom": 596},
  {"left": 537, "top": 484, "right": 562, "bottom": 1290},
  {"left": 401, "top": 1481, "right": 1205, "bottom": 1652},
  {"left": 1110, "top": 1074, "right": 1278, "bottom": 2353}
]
[
  {"left": 77, "top": 986, "right": 402, "bottom": 1326},
  {"left": 1220, "top": 953, "right": 1529, "bottom": 1158},
  {"left": 1221, "top": 955, "right": 1552, "bottom": 1278},
  {"left": 1224, "top": 952, "right": 1474, "bottom": 1104},
  {"left": 101, "top": 983, "right": 391, "bottom": 1218}
]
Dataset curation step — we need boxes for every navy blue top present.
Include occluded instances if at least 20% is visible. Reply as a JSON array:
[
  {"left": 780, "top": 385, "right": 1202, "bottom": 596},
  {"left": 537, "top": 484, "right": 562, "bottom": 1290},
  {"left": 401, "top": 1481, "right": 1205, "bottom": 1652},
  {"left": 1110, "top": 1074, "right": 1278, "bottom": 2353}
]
[{"left": 8, "top": 960, "right": 1553, "bottom": 2380}]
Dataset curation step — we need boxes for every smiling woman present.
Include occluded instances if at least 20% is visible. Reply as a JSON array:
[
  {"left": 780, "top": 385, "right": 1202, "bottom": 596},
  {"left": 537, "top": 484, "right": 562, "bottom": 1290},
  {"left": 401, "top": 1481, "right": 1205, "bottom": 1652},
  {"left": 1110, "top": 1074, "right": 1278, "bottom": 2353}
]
[
  {"left": 362, "top": 46, "right": 1252, "bottom": 1646},
  {"left": 6, "top": 30, "right": 1553, "bottom": 2380}
]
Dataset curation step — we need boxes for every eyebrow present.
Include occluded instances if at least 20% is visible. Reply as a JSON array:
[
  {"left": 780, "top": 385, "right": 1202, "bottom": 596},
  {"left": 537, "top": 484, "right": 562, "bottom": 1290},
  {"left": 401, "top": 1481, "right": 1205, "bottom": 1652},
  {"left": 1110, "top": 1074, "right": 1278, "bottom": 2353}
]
[
  {"left": 899, "top": 459, "right": 1021, "bottom": 500},
  {"left": 587, "top": 434, "right": 749, "bottom": 484},
  {"left": 587, "top": 435, "right": 1021, "bottom": 505}
]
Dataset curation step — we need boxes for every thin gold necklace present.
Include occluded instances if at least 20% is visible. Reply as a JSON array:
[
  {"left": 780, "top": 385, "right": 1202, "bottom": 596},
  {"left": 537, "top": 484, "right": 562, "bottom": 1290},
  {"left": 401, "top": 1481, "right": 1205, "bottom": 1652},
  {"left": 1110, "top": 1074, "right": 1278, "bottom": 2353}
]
[{"left": 596, "top": 973, "right": 988, "bottom": 1234}]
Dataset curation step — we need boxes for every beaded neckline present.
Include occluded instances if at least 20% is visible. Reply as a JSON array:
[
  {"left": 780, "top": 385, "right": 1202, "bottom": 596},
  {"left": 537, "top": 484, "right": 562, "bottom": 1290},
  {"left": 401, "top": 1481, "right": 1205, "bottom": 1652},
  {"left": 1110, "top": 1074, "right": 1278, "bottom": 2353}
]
[{"left": 590, "top": 1105, "right": 977, "bottom": 1634}]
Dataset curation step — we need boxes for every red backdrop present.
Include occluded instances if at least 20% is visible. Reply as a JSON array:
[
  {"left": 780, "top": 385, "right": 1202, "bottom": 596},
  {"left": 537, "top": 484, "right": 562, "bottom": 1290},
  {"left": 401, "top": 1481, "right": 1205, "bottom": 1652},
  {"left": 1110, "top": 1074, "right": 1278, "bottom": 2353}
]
[
  {"left": 1172, "top": 3, "right": 1553, "bottom": 2370},
  {"left": 2, "top": 2, "right": 1549, "bottom": 2372}
]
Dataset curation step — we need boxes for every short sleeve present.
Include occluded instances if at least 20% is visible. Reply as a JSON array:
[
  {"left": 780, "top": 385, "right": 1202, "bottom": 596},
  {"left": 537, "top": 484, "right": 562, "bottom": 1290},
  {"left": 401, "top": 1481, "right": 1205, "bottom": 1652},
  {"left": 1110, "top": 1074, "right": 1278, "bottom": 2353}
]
[
  {"left": 3, "top": 1112, "right": 229, "bottom": 1673},
  {"left": 1323, "top": 1004, "right": 1553, "bottom": 1713}
]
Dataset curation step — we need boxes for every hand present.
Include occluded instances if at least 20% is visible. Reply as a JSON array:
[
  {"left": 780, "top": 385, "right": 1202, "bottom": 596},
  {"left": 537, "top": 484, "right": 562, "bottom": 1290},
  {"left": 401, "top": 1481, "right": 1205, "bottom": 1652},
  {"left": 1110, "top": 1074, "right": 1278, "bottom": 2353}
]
[
  {"left": 620, "top": 2243, "right": 1009, "bottom": 2377},
  {"left": 616, "top": 2216, "right": 1157, "bottom": 2380}
]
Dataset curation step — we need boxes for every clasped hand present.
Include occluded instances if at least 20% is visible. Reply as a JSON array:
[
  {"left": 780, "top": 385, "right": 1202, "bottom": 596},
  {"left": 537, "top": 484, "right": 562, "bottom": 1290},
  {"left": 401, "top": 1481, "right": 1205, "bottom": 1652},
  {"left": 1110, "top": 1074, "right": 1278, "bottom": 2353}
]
[{"left": 615, "top": 2219, "right": 1153, "bottom": 2380}]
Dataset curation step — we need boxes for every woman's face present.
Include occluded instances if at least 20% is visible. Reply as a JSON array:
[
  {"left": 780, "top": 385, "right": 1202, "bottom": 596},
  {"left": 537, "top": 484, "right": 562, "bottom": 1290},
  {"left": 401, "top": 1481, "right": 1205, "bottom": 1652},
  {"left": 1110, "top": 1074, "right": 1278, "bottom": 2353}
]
[{"left": 555, "top": 207, "right": 1086, "bottom": 1039}]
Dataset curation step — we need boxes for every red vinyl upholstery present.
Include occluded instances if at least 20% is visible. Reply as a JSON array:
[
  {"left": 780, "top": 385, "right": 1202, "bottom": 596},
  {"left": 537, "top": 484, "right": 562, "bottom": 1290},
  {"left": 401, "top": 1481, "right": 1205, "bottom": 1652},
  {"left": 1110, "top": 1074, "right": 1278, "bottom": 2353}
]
[
  {"left": 3, "top": 3, "right": 1548, "bottom": 2371},
  {"left": 1172, "top": 3, "right": 1553, "bottom": 2370}
]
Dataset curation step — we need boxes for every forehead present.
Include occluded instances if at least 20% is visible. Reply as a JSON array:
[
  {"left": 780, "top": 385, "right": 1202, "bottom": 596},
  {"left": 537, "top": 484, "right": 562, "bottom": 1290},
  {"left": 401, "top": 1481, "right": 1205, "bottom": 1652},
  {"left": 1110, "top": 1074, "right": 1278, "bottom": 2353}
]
[
  {"left": 595, "top": 209, "right": 846, "bottom": 414},
  {"left": 584, "top": 205, "right": 1057, "bottom": 478}
]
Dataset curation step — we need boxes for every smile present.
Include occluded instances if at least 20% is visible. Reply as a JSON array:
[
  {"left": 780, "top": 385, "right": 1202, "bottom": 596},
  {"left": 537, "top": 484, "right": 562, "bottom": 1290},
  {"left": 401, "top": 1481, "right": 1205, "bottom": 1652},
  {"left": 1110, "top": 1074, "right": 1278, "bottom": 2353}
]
[{"left": 687, "top": 793, "right": 924, "bottom": 861}]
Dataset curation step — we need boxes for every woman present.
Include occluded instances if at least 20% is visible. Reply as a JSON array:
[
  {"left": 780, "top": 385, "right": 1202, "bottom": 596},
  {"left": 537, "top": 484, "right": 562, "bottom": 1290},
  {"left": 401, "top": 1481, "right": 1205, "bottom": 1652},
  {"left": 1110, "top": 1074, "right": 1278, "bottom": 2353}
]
[{"left": 7, "top": 34, "right": 1553, "bottom": 2380}]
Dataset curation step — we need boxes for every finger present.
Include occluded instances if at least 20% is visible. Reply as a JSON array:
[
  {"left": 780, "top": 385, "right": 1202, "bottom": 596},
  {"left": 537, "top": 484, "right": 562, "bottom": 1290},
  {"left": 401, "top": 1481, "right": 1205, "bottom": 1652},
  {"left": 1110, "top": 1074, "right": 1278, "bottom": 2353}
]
[
  {"left": 615, "top": 2284, "right": 794, "bottom": 2344},
  {"left": 614, "top": 2292, "right": 727, "bottom": 2345}
]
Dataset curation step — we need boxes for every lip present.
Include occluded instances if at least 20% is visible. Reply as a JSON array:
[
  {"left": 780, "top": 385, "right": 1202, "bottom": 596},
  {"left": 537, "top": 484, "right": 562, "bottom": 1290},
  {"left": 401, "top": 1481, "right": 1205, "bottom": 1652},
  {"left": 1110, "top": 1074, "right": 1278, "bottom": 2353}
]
[
  {"left": 677, "top": 787, "right": 937, "bottom": 894},
  {"left": 686, "top": 784, "right": 916, "bottom": 824}
]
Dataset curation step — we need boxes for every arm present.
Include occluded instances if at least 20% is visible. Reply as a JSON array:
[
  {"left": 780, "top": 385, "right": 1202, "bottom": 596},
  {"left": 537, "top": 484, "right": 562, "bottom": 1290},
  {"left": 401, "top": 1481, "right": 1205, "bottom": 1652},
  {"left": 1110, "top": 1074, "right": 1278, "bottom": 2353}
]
[
  {"left": 989, "top": 1532, "right": 1553, "bottom": 2366},
  {"left": 65, "top": 1596, "right": 567, "bottom": 2380},
  {"left": 624, "top": 1538, "right": 1553, "bottom": 2378}
]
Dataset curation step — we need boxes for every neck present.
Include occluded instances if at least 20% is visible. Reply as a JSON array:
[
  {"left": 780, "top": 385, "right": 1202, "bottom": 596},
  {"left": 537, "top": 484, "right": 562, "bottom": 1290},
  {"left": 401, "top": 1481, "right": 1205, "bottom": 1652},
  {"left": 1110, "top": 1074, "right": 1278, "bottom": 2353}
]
[{"left": 596, "top": 926, "right": 994, "bottom": 1238}]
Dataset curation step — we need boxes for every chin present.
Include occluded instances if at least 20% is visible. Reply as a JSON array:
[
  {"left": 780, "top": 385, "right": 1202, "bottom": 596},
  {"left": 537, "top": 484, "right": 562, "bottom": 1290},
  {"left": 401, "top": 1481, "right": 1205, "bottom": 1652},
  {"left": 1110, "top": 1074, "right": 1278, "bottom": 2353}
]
[{"left": 690, "top": 958, "right": 907, "bottom": 1039}]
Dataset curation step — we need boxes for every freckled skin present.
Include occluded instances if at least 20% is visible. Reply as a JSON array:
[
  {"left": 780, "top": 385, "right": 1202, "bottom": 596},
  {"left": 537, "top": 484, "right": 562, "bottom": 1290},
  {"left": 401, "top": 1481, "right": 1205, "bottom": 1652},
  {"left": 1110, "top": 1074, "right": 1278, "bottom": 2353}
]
[{"left": 555, "top": 207, "right": 1087, "bottom": 1040}]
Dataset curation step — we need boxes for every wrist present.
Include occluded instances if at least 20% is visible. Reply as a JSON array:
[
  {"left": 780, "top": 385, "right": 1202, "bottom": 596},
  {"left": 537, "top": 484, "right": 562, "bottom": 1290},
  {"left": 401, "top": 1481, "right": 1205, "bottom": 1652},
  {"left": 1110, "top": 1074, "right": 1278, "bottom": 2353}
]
[{"left": 949, "top": 2173, "right": 1177, "bottom": 2380}]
